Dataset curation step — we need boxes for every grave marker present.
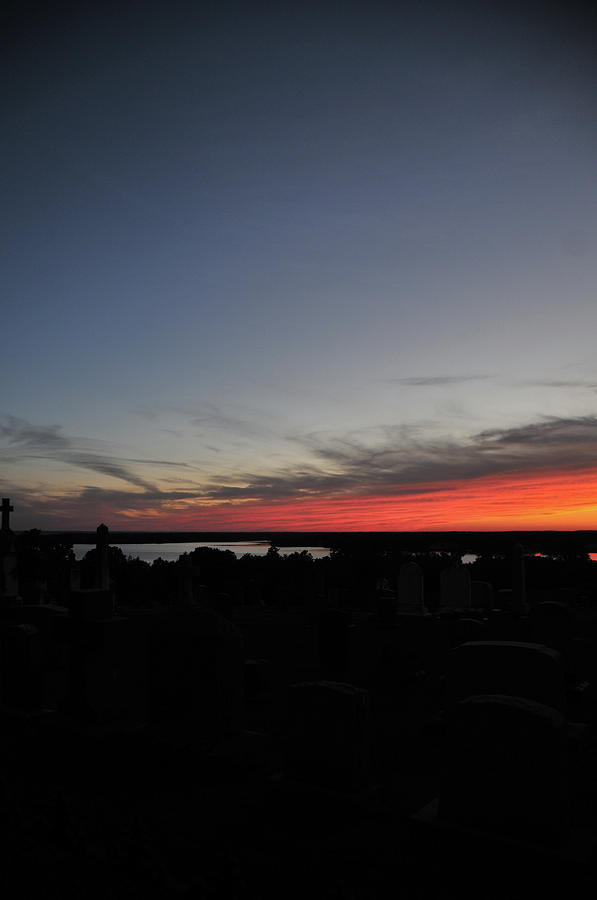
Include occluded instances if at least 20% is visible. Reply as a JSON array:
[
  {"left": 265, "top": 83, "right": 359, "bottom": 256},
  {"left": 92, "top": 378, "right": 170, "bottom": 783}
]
[
  {"left": 439, "top": 694, "right": 569, "bottom": 846},
  {"left": 471, "top": 580, "right": 494, "bottom": 610},
  {"left": 318, "top": 609, "right": 351, "bottom": 679},
  {"left": 0, "top": 622, "right": 43, "bottom": 710},
  {"left": 0, "top": 499, "right": 20, "bottom": 608},
  {"left": 512, "top": 542, "right": 528, "bottom": 614},
  {"left": 95, "top": 523, "right": 110, "bottom": 590},
  {"left": 1, "top": 498, "right": 14, "bottom": 531},
  {"left": 284, "top": 681, "right": 371, "bottom": 792},
  {"left": 531, "top": 601, "right": 571, "bottom": 657},
  {"left": 445, "top": 640, "right": 566, "bottom": 714},
  {"left": 440, "top": 564, "right": 471, "bottom": 610},
  {"left": 398, "top": 561, "right": 427, "bottom": 616}
]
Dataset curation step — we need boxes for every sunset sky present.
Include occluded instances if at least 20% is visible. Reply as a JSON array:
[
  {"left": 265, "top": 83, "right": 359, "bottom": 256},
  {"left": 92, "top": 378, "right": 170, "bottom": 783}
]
[{"left": 3, "top": 2, "right": 597, "bottom": 531}]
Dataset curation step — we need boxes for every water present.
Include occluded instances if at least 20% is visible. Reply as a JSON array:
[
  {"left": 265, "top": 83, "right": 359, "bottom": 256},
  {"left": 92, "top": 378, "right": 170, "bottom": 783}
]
[
  {"left": 72, "top": 545, "right": 597, "bottom": 564},
  {"left": 461, "top": 553, "right": 478, "bottom": 564},
  {"left": 73, "top": 541, "right": 331, "bottom": 563}
]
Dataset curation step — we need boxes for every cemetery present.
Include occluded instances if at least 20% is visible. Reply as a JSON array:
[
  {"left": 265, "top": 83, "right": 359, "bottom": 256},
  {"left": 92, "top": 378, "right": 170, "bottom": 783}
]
[{"left": 2, "top": 499, "right": 597, "bottom": 896}]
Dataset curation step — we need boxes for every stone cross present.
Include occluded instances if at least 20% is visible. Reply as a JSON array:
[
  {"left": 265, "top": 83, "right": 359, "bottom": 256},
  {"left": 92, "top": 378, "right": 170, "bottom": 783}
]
[{"left": 1, "top": 498, "right": 13, "bottom": 531}]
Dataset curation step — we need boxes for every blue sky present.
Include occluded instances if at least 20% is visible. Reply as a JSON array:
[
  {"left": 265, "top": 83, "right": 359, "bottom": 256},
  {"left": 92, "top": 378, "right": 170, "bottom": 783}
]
[{"left": 3, "top": 2, "right": 597, "bottom": 530}]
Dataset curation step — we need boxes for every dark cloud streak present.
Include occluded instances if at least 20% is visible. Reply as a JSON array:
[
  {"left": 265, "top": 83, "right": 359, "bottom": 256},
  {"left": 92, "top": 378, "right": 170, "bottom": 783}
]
[{"left": 6, "top": 414, "right": 597, "bottom": 523}]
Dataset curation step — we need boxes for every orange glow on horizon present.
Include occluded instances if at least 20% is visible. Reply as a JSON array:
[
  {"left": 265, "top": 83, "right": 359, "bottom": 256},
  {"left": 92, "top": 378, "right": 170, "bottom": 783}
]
[{"left": 66, "top": 466, "right": 597, "bottom": 531}]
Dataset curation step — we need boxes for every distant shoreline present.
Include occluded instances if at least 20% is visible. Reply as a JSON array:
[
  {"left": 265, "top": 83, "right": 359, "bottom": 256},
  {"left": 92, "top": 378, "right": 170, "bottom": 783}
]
[{"left": 30, "top": 530, "right": 597, "bottom": 553}]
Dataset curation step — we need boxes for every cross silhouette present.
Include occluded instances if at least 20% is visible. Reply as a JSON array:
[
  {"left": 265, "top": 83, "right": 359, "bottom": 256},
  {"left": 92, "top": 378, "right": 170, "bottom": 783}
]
[{"left": 1, "top": 498, "right": 13, "bottom": 531}]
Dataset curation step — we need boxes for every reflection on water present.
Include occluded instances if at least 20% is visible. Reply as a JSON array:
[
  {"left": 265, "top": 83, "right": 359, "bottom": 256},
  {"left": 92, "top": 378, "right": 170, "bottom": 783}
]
[{"left": 73, "top": 541, "right": 331, "bottom": 563}]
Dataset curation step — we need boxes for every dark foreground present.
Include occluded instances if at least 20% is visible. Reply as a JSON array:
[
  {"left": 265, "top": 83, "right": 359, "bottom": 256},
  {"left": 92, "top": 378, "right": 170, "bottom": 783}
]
[{"left": 3, "top": 530, "right": 597, "bottom": 897}]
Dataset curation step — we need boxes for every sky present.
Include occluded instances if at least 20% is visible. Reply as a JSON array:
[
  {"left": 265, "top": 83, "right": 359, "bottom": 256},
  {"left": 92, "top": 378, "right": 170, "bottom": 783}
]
[{"left": 3, "top": 1, "right": 597, "bottom": 531}]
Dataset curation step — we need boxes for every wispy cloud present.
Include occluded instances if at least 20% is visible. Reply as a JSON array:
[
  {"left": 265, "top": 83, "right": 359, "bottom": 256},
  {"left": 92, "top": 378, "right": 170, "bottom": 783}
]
[
  {"left": 0, "top": 416, "right": 71, "bottom": 449},
  {"left": 181, "top": 402, "right": 279, "bottom": 440},
  {"left": 6, "top": 413, "right": 597, "bottom": 528},
  {"left": 390, "top": 375, "right": 493, "bottom": 387},
  {"left": 521, "top": 380, "right": 597, "bottom": 390},
  {"left": 0, "top": 415, "right": 194, "bottom": 493},
  {"left": 200, "top": 415, "right": 597, "bottom": 502}
]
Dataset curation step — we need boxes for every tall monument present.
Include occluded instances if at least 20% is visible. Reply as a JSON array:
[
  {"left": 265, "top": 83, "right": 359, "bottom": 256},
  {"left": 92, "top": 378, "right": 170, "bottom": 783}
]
[{"left": 0, "top": 498, "right": 21, "bottom": 606}]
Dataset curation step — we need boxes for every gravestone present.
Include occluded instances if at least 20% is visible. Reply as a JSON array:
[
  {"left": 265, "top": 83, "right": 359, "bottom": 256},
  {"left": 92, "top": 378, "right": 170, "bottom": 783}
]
[
  {"left": 176, "top": 556, "right": 200, "bottom": 608},
  {"left": 29, "top": 576, "right": 49, "bottom": 605},
  {"left": 0, "top": 622, "right": 43, "bottom": 709},
  {"left": 318, "top": 609, "right": 352, "bottom": 679},
  {"left": 496, "top": 588, "right": 514, "bottom": 609},
  {"left": 244, "top": 657, "right": 271, "bottom": 701},
  {"left": 531, "top": 602, "right": 571, "bottom": 657},
  {"left": 398, "top": 561, "right": 427, "bottom": 616},
  {"left": 511, "top": 542, "right": 528, "bottom": 614},
  {"left": 0, "top": 499, "right": 21, "bottom": 608},
  {"left": 65, "top": 585, "right": 144, "bottom": 729},
  {"left": 471, "top": 580, "right": 494, "bottom": 610},
  {"left": 65, "top": 613, "right": 132, "bottom": 727},
  {"left": 69, "top": 563, "right": 81, "bottom": 592},
  {"left": 95, "top": 523, "right": 110, "bottom": 590},
  {"left": 445, "top": 640, "right": 566, "bottom": 714},
  {"left": 244, "top": 579, "right": 264, "bottom": 607},
  {"left": 439, "top": 694, "right": 569, "bottom": 846},
  {"left": 486, "top": 608, "right": 520, "bottom": 641},
  {"left": 68, "top": 589, "right": 114, "bottom": 620},
  {"left": 146, "top": 608, "right": 244, "bottom": 746},
  {"left": 440, "top": 564, "right": 471, "bottom": 610},
  {"left": 284, "top": 681, "right": 371, "bottom": 792},
  {"left": 375, "top": 589, "right": 397, "bottom": 625},
  {"left": 1, "top": 498, "right": 13, "bottom": 531},
  {"left": 447, "top": 617, "right": 487, "bottom": 648}
]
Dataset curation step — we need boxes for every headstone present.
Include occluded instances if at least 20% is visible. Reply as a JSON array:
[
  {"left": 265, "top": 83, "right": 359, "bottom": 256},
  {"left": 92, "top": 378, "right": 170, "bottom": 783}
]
[
  {"left": 496, "top": 588, "right": 514, "bottom": 609},
  {"left": 284, "top": 681, "right": 371, "bottom": 792},
  {"left": 398, "top": 561, "right": 427, "bottom": 616},
  {"left": 326, "top": 584, "right": 340, "bottom": 608},
  {"left": 485, "top": 607, "right": 522, "bottom": 643},
  {"left": 95, "top": 523, "right": 110, "bottom": 590},
  {"left": 318, "top": 609, "right": 351, "bottom": 679},
  {"left": 375, "top": 589, "right": 397, "bottom": 625},
  {"left": 0, "top": 499, "right": 21, "bottom": 608},
  {"left": 1, "top": 498, "right": 13, "bottom": 531},
  {"left": 471, "top": 580, "right": 494, "bottom": 610},
  {"left": 69, "top": 563, "right": 81, "bottom": 592},
  {"left": 0, "top": 622, "right": 43, "bottom": 709},
  {"left": 375, "top": 640, "right": 420, "bottom": 696},
  {"left": 439, "top": 694, "right": 569, "bottom": 846},
  {"left": 440, "top": 564, "right": 471, "bottom": 610},
  {"left": 244, "top": 579, "right": 264, "bottom": 607},
  {"left": 511, "top": 542, "right": 528, "bottom": 614},
  {"left": 65, "top": 604, "right": 146, "bottom": 728},
  {"left": 312, "top": 565, "right": 326, "bottom": 602},
  {"left": 447, "top": 617, "right": 487, "bottom": 648},
  {"left": 29, "top": 576, "right": 49, "bottom": 605},
  {"left": 244, "top": 658, "right": 271, "bottom": 701},
  {"left": 146, "top": 608, "right": 244, "bottom": 745},
  {"left": 214, "top": 592, "right": 234, "bottom": 618},
  {"left": 531, "top": 601, "right": 571, "bottom": 657},
  {"left": 66, "top": 588, "right": 140, "bottom": 728},
  {"left": 176, "top": 556, "right": 200, "bottom": 608},
  {"left": 445, "top": 640, "right": 566, "bottom": 714},
  {"left": 17, "top": 604, "right": 69, "bottom": 709},
  {"left": 69, "top": 589, "right": 114, "bottom": 620}
]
